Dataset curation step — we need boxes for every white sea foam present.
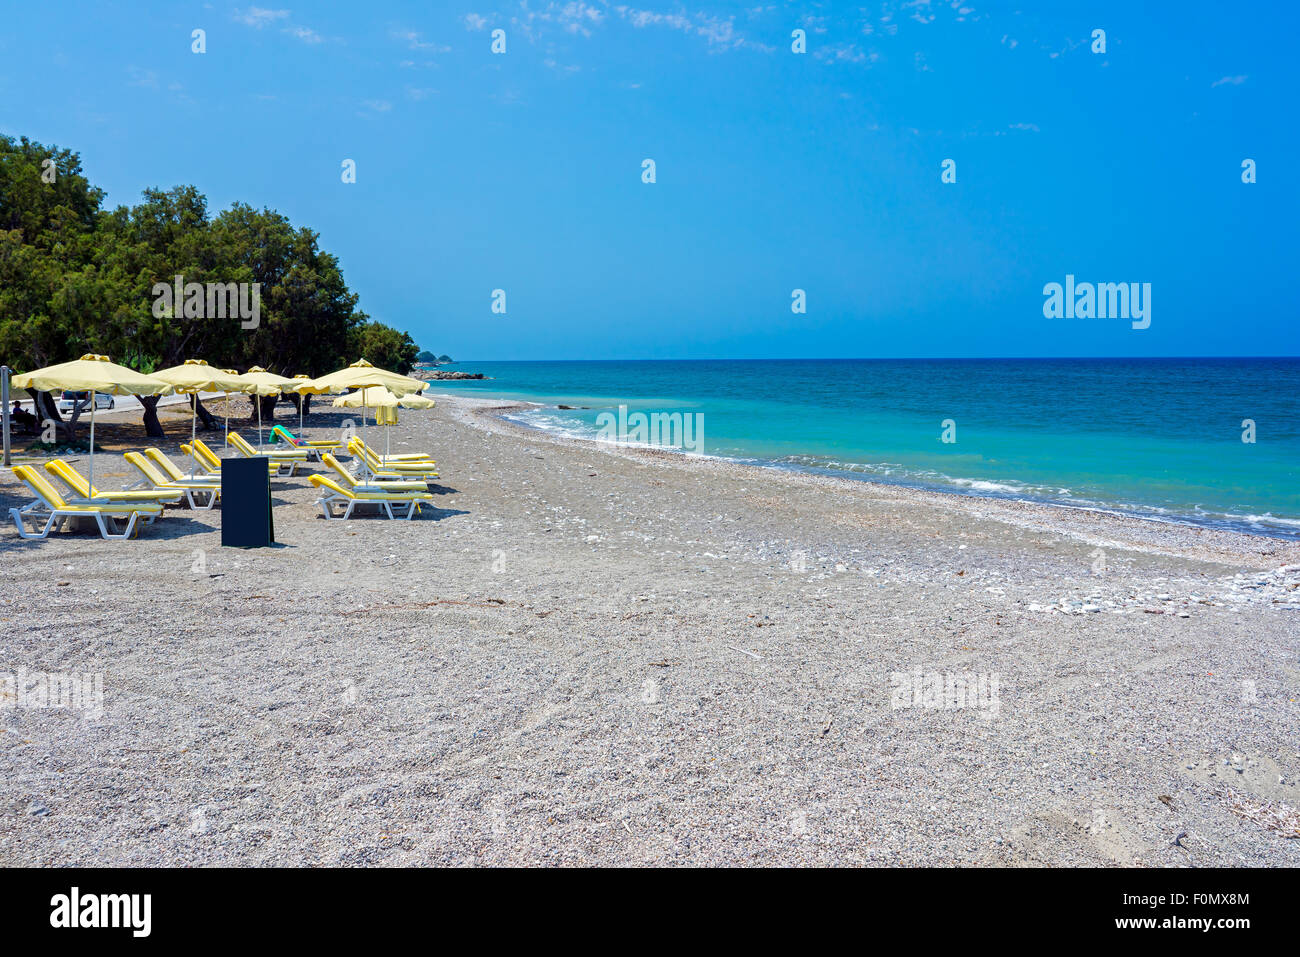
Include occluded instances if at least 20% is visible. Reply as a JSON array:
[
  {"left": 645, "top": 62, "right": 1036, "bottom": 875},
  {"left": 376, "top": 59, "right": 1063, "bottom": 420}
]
[{"left": 506, "top": 406, "right": 1300, "bottom": 540}]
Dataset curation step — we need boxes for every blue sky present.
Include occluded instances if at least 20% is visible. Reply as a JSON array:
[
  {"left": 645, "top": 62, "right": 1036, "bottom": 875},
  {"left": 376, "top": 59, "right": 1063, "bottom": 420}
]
[{"left": 2, "top": 1, "right": 1296, "bottom": 359}]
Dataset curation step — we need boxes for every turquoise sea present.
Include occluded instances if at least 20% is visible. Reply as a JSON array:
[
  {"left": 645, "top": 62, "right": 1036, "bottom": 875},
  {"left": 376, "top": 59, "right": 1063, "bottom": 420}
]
[{"left": 427, "top": 359, "right": 1300, "bottom": 539}]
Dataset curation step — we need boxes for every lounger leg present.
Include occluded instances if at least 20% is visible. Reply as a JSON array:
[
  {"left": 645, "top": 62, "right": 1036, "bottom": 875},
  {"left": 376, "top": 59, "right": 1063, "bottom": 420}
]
[
  {"left": 10, "top": 507, "right": 56, "bottom": 540},
  {"left": 181, "top": 488, "right": 217, "bottom": 510},
  {"left": 94, "top": 512, "right": 138, "bottom": 540}
]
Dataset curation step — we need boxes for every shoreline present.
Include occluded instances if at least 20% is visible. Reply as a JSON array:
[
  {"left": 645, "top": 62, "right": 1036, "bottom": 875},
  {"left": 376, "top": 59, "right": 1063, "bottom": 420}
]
[
  {"left": 430, "top": 389, "right": 1300, "bottom": 547},
  {"left": 438, "top": 393, "right": 1300, "bottom": 572}
]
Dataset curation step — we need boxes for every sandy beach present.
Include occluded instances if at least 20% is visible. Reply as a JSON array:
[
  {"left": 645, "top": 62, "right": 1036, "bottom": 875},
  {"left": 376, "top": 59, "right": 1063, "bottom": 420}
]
[{"left": 1, "top": 392, "right": 1298, "bottom": 867}]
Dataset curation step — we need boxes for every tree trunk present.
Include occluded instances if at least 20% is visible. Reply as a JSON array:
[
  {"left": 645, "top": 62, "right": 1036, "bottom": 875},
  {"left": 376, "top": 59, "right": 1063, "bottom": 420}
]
[
  {"left": 32, "top": 391, "right": 73, "bottom": 441},
  {"left": 256, "top": 393, "right": 279, "bottom": 423},
  {"left": 290, "top": 393, "right": 311, "bottom": 416},
  {"left": 192, "top": 394, "right": 217, "bottom": 430},
  {"left": 138, "top": 395, "right": 165, "bottom": 438}
]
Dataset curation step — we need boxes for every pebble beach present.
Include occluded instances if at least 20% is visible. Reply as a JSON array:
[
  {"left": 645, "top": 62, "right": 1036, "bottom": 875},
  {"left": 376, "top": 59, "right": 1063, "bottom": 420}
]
[{"left": 1, "top": 393, "right": 1298, "bottom": 866}]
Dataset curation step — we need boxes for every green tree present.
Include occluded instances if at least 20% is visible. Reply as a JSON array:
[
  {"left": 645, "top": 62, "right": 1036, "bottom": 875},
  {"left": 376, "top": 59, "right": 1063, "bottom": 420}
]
[
  {"left": 348, "top": 321, "right": 419, "bottom": 374},
  {"left": 1, "top": 133, "right": 416, "bottom": 437}
]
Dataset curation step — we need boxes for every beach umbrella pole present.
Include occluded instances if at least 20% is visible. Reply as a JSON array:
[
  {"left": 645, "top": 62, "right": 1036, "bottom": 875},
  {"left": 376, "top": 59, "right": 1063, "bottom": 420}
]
[
  {"left": 88, "top": 400, "right": 96, "bottom": 496},
  {"left": 190, "top": 395, "right": 198, "bottom": 478}
]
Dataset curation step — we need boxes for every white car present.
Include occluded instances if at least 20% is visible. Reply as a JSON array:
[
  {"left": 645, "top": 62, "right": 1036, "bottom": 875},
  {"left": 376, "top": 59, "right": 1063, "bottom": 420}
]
[{"left": 57, "top": 391, "right": 115, "bottom": 413}]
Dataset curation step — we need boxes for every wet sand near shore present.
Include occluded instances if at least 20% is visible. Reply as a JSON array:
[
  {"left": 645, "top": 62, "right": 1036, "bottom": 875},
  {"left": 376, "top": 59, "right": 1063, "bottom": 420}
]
[{"left": 1, "top": 393, "right": 1298, "bottom": 866}]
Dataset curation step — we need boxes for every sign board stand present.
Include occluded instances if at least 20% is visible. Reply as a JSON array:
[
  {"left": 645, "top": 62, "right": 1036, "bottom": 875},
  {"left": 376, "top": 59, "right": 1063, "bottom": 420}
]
[{"left": 221, "top": 457, "right": 275, "bottom": 547}]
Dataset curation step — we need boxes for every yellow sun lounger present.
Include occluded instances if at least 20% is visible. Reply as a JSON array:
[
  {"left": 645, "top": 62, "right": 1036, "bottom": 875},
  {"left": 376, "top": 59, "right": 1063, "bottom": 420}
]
[
  {"left": 8, "top": 465, "right": 163, "bottom": 540},
  {"left": 180, "top": 440, "right": 219, "bottom": 475},
  {"left": 309, "top": 475, "right": 433, "bottom": 520},
  {"left": 228, "top": 432, "right": 305, "bottom": 475},
  {"left": 270, "top": 424, "right": 340, "bottom": 458},
  {"left": 184, "top": 438, "right": 276, "bottom": 477},
  {"left": 44, "top": 459, "right": 182, "bottom": 507},
  {"left": 352, "top": 437, "right": 435, "bottom": 463},
  {"left": 144, "top": 448, "right": 223, "bottom": 486},
  {"left": 320, "top": 452, "right": 427, "bottom": 493},
  {"left": 347, "top": 439, "right": 440, "bottom": 478},
  {"left": 123, "top": 452, "right": 220, "bottom": 510}
]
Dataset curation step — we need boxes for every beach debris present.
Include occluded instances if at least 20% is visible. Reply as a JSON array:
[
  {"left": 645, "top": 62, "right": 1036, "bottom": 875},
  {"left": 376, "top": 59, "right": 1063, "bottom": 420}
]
[
  {"left": 1158, "top": 794, "right": 1174, "bottom": 808},
  {"left": 339, "top": 598, "right": 514, "bottom": 616},
  {"left": 1172, "top": 830, "right": 1188, "bottom": 847},
  {"left": 1222, "top": 789, "right": 1300, "bottom": 839},
  {"left": 726, "top": 646, "right": 762, "bottom": 660},
  {"left": 27, "top": 802, "right": 50, "bottom": 817}
]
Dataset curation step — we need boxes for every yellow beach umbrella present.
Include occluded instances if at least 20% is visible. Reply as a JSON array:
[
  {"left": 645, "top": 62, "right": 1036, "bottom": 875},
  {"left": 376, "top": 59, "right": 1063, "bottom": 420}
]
[
  {"left": 332, "top": 387, "right": 435, "bottom": 459},
  {"left": 330, "top": 386, "right": 435, "bottom": 410},
  {"left": 289, "top": 373, "right": 331, "bottom": 439},
  {"left": 11, "top": 353, "right": 173, "bottom": 495},
  {"left": 155, "top": 360, "right": 255, "bottom": 475},
  {"left": 300, "top": 358, "right": 426, "bottom": 397},
  {"left": 214, "top": 369, "right": 273, "bottom": 447},
  {"left": 242, "top": 366, "right": 298, "bottom": 447},
  {"left": 304, "top": 360, "right": 427, "bottom": 478}
]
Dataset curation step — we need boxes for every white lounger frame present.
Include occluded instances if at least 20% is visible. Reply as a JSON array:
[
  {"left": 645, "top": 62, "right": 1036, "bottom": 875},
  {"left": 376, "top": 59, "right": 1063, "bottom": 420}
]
[
  {"left": 314, "top": 488, "right": 424, "bottom": 520},
  {"left": 8, "top": 500, "right": 149, "bottom": 540}
]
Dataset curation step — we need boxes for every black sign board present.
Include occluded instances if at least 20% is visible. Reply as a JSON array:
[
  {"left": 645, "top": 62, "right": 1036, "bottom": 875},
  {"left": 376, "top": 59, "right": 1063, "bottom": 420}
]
[{"left": 221, "top": 457, "right": 275, "bottom": 547}]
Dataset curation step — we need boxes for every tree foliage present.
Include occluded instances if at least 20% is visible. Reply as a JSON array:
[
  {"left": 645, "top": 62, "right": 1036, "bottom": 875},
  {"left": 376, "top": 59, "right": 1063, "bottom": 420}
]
[{"left": 0, "top": 133, "right": 420, "bottom": 431}]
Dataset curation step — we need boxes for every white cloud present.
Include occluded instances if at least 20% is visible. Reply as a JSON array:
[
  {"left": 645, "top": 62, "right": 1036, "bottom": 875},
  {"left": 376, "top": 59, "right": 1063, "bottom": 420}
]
[
  {"left": 126, "top": 65, "right": 159, "bottom": 88},
  {"left": 285, "top": 25, "right": 323, "bottom": 44},
  {"left": 814, "top": 42, "right": 876, "bottom": 65},
  {"left": 512, "top": 1, "right": 605, "bottom": 40},
  {"left": 1212, "top": 75, "right": 1247, "bottom": 87},
  {"left": 464, "top": 13, "right": 489, "bottom": 30},
  {"left": 234, "top": 7, "right": 289, "bottom": 28},
  {"left": 393, "top": 28, "right": 450, "bottom": 52},
  {"left": 616, "top": 6, "right": 770, "bottom": 51}
]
